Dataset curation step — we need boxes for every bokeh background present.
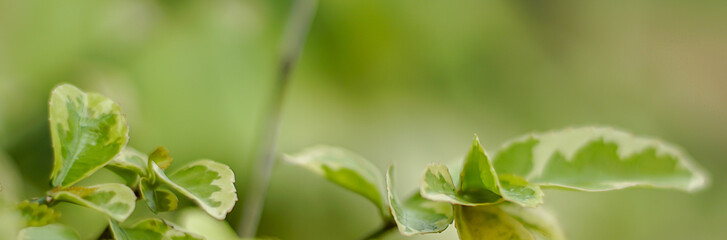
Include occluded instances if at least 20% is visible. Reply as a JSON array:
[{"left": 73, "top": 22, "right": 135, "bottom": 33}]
[{"left": 1, "top": 0, "right": 726, "bottom": 239}]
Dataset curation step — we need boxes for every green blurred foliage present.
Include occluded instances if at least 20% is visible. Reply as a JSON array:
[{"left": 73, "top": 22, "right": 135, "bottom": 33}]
[{"left": 1, "top": 0, "right": 726, "bottom": 239}]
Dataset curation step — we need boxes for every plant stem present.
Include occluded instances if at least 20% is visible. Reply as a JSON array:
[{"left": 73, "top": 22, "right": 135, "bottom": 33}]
[
  {"left": 359, "top": 220, "right": 397, "bottom": 240},
  {"left": 237, "top": 0, "right": 319, "bottom": 237}
]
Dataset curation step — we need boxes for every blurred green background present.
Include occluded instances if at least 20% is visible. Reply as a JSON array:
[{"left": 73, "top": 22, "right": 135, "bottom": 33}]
[{"left": 1, "top": 0, "right": 726, "bottom": 239}]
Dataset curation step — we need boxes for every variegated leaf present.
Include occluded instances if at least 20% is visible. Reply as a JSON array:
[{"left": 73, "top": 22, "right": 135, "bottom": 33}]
[
  {"left": 420, "top": 163, "right": 471, "bottom": 205},
  {"left": 49, "top": 84, "right": 129, "bottom": 187},
  {"left": 109, "top": 218, "right": 203, "bottom": 240},
  {"left": 497, "top": 174, "right": 544, "bottom": 208},
  {"left": 51, "top": 183, "right": 135, "bottom": 222},
  {"left": 140, "top": 180, "right": 178, "bottom": 213},
  {"left": 493, "top": 127, "right": 708, "bottom": 192},
  {"left": 387, "top": 165, "right": 453, "bottom": 235},
  {"left": 17, "top": 224, "right": 80, "bottom": 240},
  {"left": 499, "top": 203, "right": 566, "bottom": 240},
  {"left": 284, "top": 146, "right": 388, "bottom": 217},
  {"left": 454, "top": 205, "right": 534, "bottom": 240},
  {"left": 421, "top": 137, "right": 543, "bottom": 207},
  {"left": 107, "top": 147, "right": 148, "bottom": 176},
  {"left": 152, "top": 160, "right": 236, "bottom": 220}
]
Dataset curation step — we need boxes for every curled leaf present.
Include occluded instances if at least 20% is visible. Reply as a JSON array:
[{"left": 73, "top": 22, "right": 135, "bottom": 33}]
[
  {"left": 420, "top": 163, "right": 471, "bottom": 205},
  {"left": 140, "top": 180, "right": 179, "bottom": 213},
  {"left": 106, "top": 148, "right": 148, "bottom": 186},
  {"left": 153, "top": 160, "right": 237, "bottom": 220},
  {"left": 387, "top": 165, "right": 453, "bottom": 235}
]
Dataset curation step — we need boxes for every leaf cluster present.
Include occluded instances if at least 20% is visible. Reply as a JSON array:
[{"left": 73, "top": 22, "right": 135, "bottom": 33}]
[
  {"left": 8, "top": 84, "right": 239, "bottom": 240},
  {"left": 286, "top": 128, "right": 708, "bottom": 239}
]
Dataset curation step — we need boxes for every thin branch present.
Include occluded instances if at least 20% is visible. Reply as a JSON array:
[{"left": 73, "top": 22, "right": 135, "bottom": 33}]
[{"left": 236, "top": 0, "right": 319, "bottom": 237}]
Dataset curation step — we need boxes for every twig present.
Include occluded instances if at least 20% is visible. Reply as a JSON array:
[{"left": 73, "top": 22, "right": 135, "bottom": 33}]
[{"left": 237, "top": 0, "right": 319, "bottom": 237}]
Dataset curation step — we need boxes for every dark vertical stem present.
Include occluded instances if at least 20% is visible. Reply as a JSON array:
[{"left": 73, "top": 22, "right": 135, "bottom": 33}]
[{"left": 237, "top": 0, "right": 319, "bottom": 237}]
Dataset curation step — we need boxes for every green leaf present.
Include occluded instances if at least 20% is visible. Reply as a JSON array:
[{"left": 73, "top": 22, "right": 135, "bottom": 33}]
[
  {"left": 152, "top": 160, "right": 237, "bottom": 220},
  {"left": 140, "top": 180, "right": 179, "bottom": 213},
  {"left": 149, "top": 146, "right": 173, "bottom": 170},
  {"left": 493, "top": 127, "right": 709, "bottom": 192},
  {"left": 109, "top": 218, "right": 203, "bottom": 240},
  {"left": 17, "top": 201, "right": 61, "bottom": 227},
  {"left": 49, "top": 84, "right": 129, "bottom": 187},
  {"left": 454, "top": 205, "right": 534, "bottom": 240},
  {"left": 178, "top": 208, "right": 244, "bottom": 240},
  {"left": 17, "top": 224, "right": 80, "bottom": 240},
  {"left": 284, "top": 146, "right": 388, "bottom": 217},
  {"left": 420, "top": 137, "right": 543, "bottom": 207},
  {"left": 386, "top": 165, "right": 453, "bottom": 235},
  {"left": 51, "top": 183, "right": 135, "bottom": 222},
  {"left": 499, "top": 203, "right": 566, "bottom": 240},
  {"left": 458, "top": 136, "right": 502, "bottom": 204}
]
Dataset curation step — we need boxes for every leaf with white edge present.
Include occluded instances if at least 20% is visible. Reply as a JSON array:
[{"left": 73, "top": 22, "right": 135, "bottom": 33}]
[
  {"left": 17, "top": 224, "right": 80, "bottom": 240},
  {"left": 149, "top": 147, "right": 173, "bottom": 170},
  {"left": 140, "top": 180, "right": 179, "bottom": 213},
  {"left": 499, "top": 203, "right": 566, "bottom": 240},
  {"left": 152, "top": 160, "right": 237, "bottom": 220},
  {"left": 51, "top": 183, "right": 135, "bottom": 222},
  {"left": 179, "top": 208, "right": 244, "bottom": 240},
  {"left": 108, "top": 147, "right": 148, "bottom": 176},
  {"left": 49, "top": 84, "right": 129, "bottom": 187},
  {"left": 387, "top": 165, "right": 453, "bottom": 235},
  {"left": 454, "top": 205, "right": 534, "bottom": 240},
  {"left": 420, "top": 137, "right": 543, "bottom": 207},
  {"left": 420, "top": 163, "right": 471, "bottom": 205},
  {"left": 153, "top": 189, "right": 178, "bottom": 212},
  {"left": 284, "top": 145, "right": 388, "bottom": 217},
  {"left": 493, "top": 127, "right": 709, "bottom": 192},
  {"left": 109, "top": 218, "right": 203, "bottom": 240},
  {"left": 106, "top": 148, "right": 147, "bottom": 186}
]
